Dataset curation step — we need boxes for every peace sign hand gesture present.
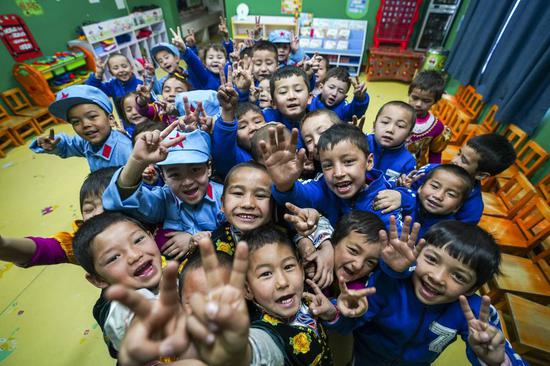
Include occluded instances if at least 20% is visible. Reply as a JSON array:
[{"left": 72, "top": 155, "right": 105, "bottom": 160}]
[
  {"left": 337, "top": 277, "right": 376, "bottom": 318},
  {"left": 132, "top": 120, "right": 185, "bottom": 165},
  {"left": 460, "top": 295, "right": 506, "bottom": 366},
  {"left": 351, "top": 76, "right": 368, "bottom": 101},
  {"left": 37, "top": 128, "right": 61, "bottom": 151},
  {"left": 94, "top": 56, "right": 108, "bottom": 79},
  {"left": 283, "top": 202, "right": 319, "bottom": 237},
  {"left": 170, "top": 26, "right": 186, "bottom": 51},
  {"left": 136, "top": 79, "right": 154, "bottom": 106},
  {"left": 380, "top": 215, "right": 425, "bottom": 273},
  {"left": 303, "top": 279, "right": 338, "bottom": 321},
  {"left": 350, "top": 114, "right": 366, "bottom": 131},
  {"left": 184, "top": 28, "right": 196, "bottom": 48}
]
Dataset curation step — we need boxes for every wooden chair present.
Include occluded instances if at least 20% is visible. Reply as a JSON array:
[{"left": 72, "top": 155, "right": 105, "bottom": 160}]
[
  {"left": 436, "top": 101, "right": 457, "bottom": 125},
  {"left": 0, "top": 104, "right": 42, "bottom": 144},
  {"left": 502, "top": 293, "right": 550, "bottom": 366},
  {"left": 441, "top": 84, "right": 471, "bottom": 108},
  {"left": 478, "top": 104, "right": 500, "bottom": 133},
  {"left": 482, "top": 173, "right": 538, "bottom": 219},
  {"left": 440, "top": 123, "right": 482, "bottom": 163},
  {"left": 457, "top": 88, "right": 485, "bottom": 120},
  {"left": 1, "top": 87, "right": 59, "bottom": 130},
  {"left": 446, "top": 109, "right": 472, "bottom": 145},
  {"left": 479, "top": 197, "right": 550, "bottom": 255},
  {"left": 497, "top": 140, "right": 549, "bottom": 183},
  {"left": 0, "top": 127, "right": 21, "bottom": 158},
  {"left": 501, "top": 124, "right": 528, "bottom": 151},
  {"left": 536, "top": 174, "right": 550, "bottom": 202}
]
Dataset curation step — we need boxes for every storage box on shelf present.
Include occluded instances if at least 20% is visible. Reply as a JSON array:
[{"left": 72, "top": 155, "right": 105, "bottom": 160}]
[
  {"left": 231, "top": 15, "right": 297, "bottom": 41},
  {"left": 299, "top": 18, "right": 368, "bottom": 77}
]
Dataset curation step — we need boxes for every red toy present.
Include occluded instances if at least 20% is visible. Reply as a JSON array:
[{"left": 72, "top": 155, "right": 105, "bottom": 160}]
[{"left": 373, "top": 0, "right": 423, "bottom": 50}]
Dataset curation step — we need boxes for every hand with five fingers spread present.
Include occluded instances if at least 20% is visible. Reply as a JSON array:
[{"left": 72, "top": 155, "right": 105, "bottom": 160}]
[
  {"left": 36, "top": 128, "right": 61, "bottom": 151},
  {"left": 380, "top": 215, "right": 425, "bottom": 273},
  {"left": 170, "top": 26, "right": 187, "bottom": 51},
  {"left": 303, "top": 279, "right": 338, "bottom": 321},
  {"left": 94, "top": 56, "right": 108, "bottom": 80},
  {"left": 351, "top": 77, "right": 368, "bottom": 101},
  {"left": 336, "top": 276, "right": 376, "bottom": 318}
]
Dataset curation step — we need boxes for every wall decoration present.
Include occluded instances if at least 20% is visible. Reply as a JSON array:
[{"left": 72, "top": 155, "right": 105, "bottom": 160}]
[
  {"left": 15, "top": 0, "right": 43, "bottom": 16},
  {"left": 281, "top": 0, "right": 302, "bottom": 15},
  {"left": 0, "top": 14, "right": 42, "bottom": 61},
  {"left": 346, "top": 0, "right": 368, "bottom": 19}
]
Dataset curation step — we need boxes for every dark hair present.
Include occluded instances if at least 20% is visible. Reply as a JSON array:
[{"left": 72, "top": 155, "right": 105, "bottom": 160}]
[
  {"left": 79, "top": 167, "right": 119, "bottom": 213},
  {"left": 178, "top": 249, "right": 234, "bottom": 298},
  {"left": 317, "top": 123, "right": 370, "bottom": 159},
  {"left": 222, "top": 161, "right": 269, "bottom": 196},
  {"left": 301, "top": 109, "right": 343, "bottom": 129},
  {"left": 205, "top": 43, "right": 227, "bottom": 59},
  {"left": 423, "top": 164, "right": 475, "bottom": 205},
  {"left": 332, "top": 211, "right": 386, "bottom": 247},
  {"left": 250, "top": 122, "right": 291, "bottom": 163},
  {"left": 375, "top": 100, "right": 417, "bottom": 132},
  {"left": 241, "top": 224, "right": 296, "bottom": 257},
  {"left": 132, "top": 120, "right": 166, "bottom": 145},
  {"left": 240, "top": 46, "right": 254, "bottom": 59},
  {"left": 324, "top": 67, "right": 351, "bottom": 88},
  {"left": 73, "top": 212, "right": 149, "bottom": 276},
  {"left": 106, "top": 53, "right": 131, "bottom": 72},
  {"left": 252, "top": 40, "right": 278, "bottom": 59},
  {"left": 270, "top": 66, "right": 310, "bottom": 100},
  {"left": 162, "top": 74, "right": 191, "bottom": 92},
  {"left": 423, "top": 220, "right": 501, "bottom": 289},
  {"left": 408, "top": 70, "right": 446, "bottom": 101},
  {"left": 236, "top": 102, "right": 263, "bottom": 120},
  {"left": 117, "top": 92, "right": 138, "bottom": 121},
  {"left": 318, "top": 54, "right": 330, "bottom": 68},
  {"left": 466, "top": 134, "right": 516, "bottom": 175}
]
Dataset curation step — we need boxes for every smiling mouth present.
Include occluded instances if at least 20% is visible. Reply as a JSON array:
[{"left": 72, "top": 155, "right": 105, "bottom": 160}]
[
  {"left": 183, "top": 187, "right": 199, "bottom": 197},
  {"left": 420, "top": 279, "right": 442, "bottom": 299},
  {"left": 334, "top": 181, "right": 353, "bottom": 194},
  {"left": 134, "top": 260, "right": 154, "bottom": 277},
  {"left": 425, "top": 199, "right": 442, "bottom": 209},
  {"left": 342, "top": 266, "right": 356, "bottom": 278},
  {"left": 275, "top": 294, "right": 295, "bottom": 307},
  {"left": 236, "top": 213, "right": 259, "bottom": 222}
]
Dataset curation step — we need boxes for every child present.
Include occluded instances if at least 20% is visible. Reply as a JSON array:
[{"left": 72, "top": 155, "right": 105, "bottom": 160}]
[
  {"left": 406, "top": 70, "right": 451, "bottom": 167},
  {"left": 0, "top": 167, "right": 116, "bottom": 267},
  {"left": 268, "top": 29, "right": 305, "bottom": 67},
  {"left": 118, "top": 92, "right": 150, "bottom": 137},
  {"left": 309, "top": 67, "right": 369, "bottom": 122},
  {"left": 151, "top": 42, "right": 187, "bottom": 94},
  {"left": 30, "top": 85, "right": 132, "bottom": 172},
  {"left": 86, "top": 53, "right": 143, "bottom": 98},
  {"left": 368, "top": 101, "right": 417, "bottom": 181},
  {"left": 136, "top": 75, "right": 191, "bottom": 125},
  {"left": 301, "top": 109, "right": 342, "bottom": 164},
  {"left": 251, "top": 40, "right": 279, "bottom": 82},
  {"left": 262, "top": 123, "right": 413, "bottom": 229},
  {"left": 322, "top": 219, "right": 527, "bottom": 366},
  {"left": 250, "top": 78, "right": 272, "bottom": 109},
  {"left": 310, "top": 54, "right": 330, "bottom": 98}
]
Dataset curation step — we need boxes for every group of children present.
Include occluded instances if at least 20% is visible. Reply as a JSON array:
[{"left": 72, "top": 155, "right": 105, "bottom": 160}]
[{"left": 0, "top": 16, "right": 526, "bottom": 366}]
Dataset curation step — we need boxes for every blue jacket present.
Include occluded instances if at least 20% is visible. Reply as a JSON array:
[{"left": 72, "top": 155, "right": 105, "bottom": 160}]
[
  {"left": 30, "top": 130, "right": 132, "bottom": 172},
  {"left": 271, "top": 169, "right": 413, "bottom": 231},
  {"left": 407, "top": 195, "right": 458, "bottom": 239},
  {"left": 414, "top": 164, "right": 483, "bottom": 225},
  {"left": 308, "top": 94, "right": 370, "bottom": 123},
  {"left": 367, "top": 134, "right": 417, "bottom": 182},
  {"left": 181, "top": 47, "right": 222, "bottom": 91},
  {"left": 102, "top": 168, "right": 225, "bottom": 234},
  {"left": 262, "top": 107, "right": 306, "bottom": 149},
  {"left": 86, "top": 74, "right": 143, "bottom": 99},
  {"left": 278, "top": 47, "right": 306, "bottom": 67},
  {"left": 326, "top": 263, "right": 526, "bottom": 366},
  {"left": 211, "top": 117, "right": 252, "bottom": 178}
]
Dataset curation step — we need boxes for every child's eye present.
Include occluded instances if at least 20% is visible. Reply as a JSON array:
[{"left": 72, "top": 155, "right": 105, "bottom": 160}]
[
  {"left": 447, "top": 191, "right": 458, "bottom": 198},
  {"left": 134, "top": 235, "right": 146, "bottom": 244},
  {"left": 106, "top": 254, "right": 120, "bottom": 264},
  {"left": 344, "top": 159, "right": 356, "bottom": 165},
  {"left": 347, "top": 246, "right": 358, "bottom": 255},
  {"left": 424, "top": 255, "right": 437, "bottom": 264},
  {"left": 284, "top": 263, "right": 296, "bottom": 271},
  {"left": 231, "top": 190, "right": 244, "bottom": 196},
  {"left": 259, "top": 271, "right": 272, "bottom": 278},
  {"left": 452, "top": 272, "right": 466, "bottom": 283},
  {"left": 321, "top": 162, "right": 332, "bottom": 169},
  {"left": 430, "top": 183, "right": 439, "bottom": 189},
  {"left": 365, "top": 259, "right": 378, "bottom": 268}
]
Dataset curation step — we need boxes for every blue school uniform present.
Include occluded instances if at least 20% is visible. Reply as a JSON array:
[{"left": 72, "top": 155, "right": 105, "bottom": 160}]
[
  {"left": 211, "top": 117, "right": 252, "bottom": 178},
  {"left": 29, "top": 130, "right": 131, "bottom": 172},
  {"left": 180, "top": 47, "right": 222, "bottom": 91},
  {"left": 102, "top": 168, "right": 225, "bottom": 234},
  {"left": 271, "top": 168, "right": 414, "bottom": 230},
  {"left": 85, "top": 74, "right": 143, "bottom": 99},
  {"left": 308, "top": 94, "right": 370, "bottom": 123},
  {"left": 325, "top": 264, "right": 526, "bottom": 366},
  {"left": 262, "top": 107, "right": 306, "bottom": 149},
  {"left": 367, "top": 133, "right": 417, "bottom": 181}
]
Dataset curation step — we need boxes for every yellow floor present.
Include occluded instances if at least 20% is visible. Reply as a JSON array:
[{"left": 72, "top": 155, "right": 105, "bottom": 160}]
[{"left": 0, "top": 81, "right": 467, "bottom": 365}]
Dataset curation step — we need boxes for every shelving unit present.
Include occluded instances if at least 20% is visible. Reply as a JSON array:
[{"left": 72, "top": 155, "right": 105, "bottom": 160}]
[
  {"left": 231, "top": 15, "right": 298, "bottom": 40},
  {"left": 298, "top": 18, "right": 368, "bottom": 77}
]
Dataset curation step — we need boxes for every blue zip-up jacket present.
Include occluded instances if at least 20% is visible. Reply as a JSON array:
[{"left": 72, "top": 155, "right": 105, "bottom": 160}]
[
  {"left": 367, "top": 133, "right": 416, "bottom": 181},
  {"left": 211, "top": 117, "right": 252, "bottom": 179},
  {"left": 262, "top": 107, "right": 306, "bottom": 149},
  {"left": 86, "top": 74, "right": 143, "bottom": 99},
  {"left": 407, "top": 195, "right": 458, "bottom": 239},
  {"left": 30, "top": 130, "right": 132, "bottom": 172},
  {"left": 325, "top": 264, "right": 526, "bottom": 366},
  {"left": 308, "top": 93, "right": 370, "bottom": 123},
  {"left": 413, "top": 164, "right": 483, "bottom": 225},
  {"left": 271, "top": 169, "right": 414, "bottom": 231},
  {"left": 180, "top": 47, "right": 223, "bottom": 91},
  {"left": 102, "top": 168, "right": 225, "bottom": 234},
  {"left": 278, "top": 47, "right": 306, "bottom": 67}
]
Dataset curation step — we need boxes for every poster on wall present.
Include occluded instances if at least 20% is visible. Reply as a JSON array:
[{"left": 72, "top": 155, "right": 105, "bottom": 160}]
[
  {"left": 346, "top": 0, "right": 368, "bottom": 19},
  {"left": 0, "top": 14, "right": 42, "bottom": 61},
  {"left": 15, "top": 0, "right": 44, "bottom": 16},
  {"left": 281, "top": 0, "right": 302, "bottom": 15}
]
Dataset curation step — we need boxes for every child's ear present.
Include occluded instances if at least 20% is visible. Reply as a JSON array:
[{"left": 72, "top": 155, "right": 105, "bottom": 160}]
[
  {"left": 474, "top": 171, "right": 491, "bottom": 181},
  {"left": 366, "top": 153, "right": 374, "bottom": 170},
  {"left": 107, "top": 114, "right": 116, "bottom": 126},
  {"left": 244, "top": 281, "right": 254, "bottom": 300},
  {"left": 85, "top": 273, "right": 109, "bottom": 289},
  {"left": 207, "top": 160, "right": 212, "bottom": 178}
]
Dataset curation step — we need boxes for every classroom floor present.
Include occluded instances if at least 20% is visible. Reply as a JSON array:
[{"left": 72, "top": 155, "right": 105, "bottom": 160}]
[{"left": 0, "top": 80, "right": 467, "bottom": 365}]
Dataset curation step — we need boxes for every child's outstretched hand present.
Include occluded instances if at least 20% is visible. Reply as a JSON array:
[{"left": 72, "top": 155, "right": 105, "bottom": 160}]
[
  {"left": 460, "top": 295, "right": 506, "bottom": 366},
  {"left": 178, "top": 97, "right": 204, "bottom": 132},
  {"left": 106, "top": 261, "right": 190, "bottom": 366},
  {"left": 218, "top": 16, "right": 229, "bottom": 40},
  {"left": 136, "top": 79, "right": 154, "bottom": 106},
  {"left": 186, "top": 237, "right": 250, "bottom": 366},
  {"left": 351, "top": 77, "right": 368, "bottom": 101},
  {"left": 94, "top": 56, "right": 108, "bottom": 80},
  {"left": 284, "top": 202, "right": 319, "bottom": 237},
  {"left": 233, "top": 56, "right": 253, "bottom": 93},
  {"left": 351, "top": 114, "right": 366, "bottom": 132},
  {"left": 303, "top": 279, "right": 338, "bottom": 321},
  {"left": 396, "top": 170, "right": 425, "bottom": 188},
  {"left": 290, "top": 32, "right": 300, "bottom": 54},
  {"left": 380, "top": 215, "right": 425, "bottom": 273},
  {"left": 373, "top": 189, "right": 402, "bottom": 213},
  {"left": 184, "top": 28, "right": 196, "bottom": 48},
  {"left": 37, "top": 128, "right": 61, "bottom": 151},
  {"left": 337, "top": 277, "right": 376, "bottom": 318},
  {"left": 170, "top": 26, "right": 186, "bottom": 51},
  {"left": 252, "top": 16, "right": 262, "bottom": 40},
  {"left": 260, "top": 125, "right": 306, "bottom": 192},
  {"left": 133, "top": 120, "right": 185, "bottom": 165},
  {"left": 218, "top": 66, "right": 238, "bottom": 120},
  {"left": 162, "top": 231, "right": 194, "bottom": 260}
]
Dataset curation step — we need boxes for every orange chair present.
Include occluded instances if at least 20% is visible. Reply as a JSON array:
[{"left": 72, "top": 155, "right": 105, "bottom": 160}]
[
  {"left": 0, "top": 104, "right": 42, "bottom": 144},
  {"left": 536, "top": 174, "right": 550, "bottom": 202},
  {"left": 457, "top": 88, "right": 485, "bottom": 120},
  {"left": 482, "top": 173, "right": 538, "bottom": 219},
  {"left": 0, "top": 127, "right": 21, "bottom": 158},
  {"left": 502, "top": 124, "right": 528, "bottom": 151},
  {"left": 1, "top": 87, "right": 59, "bottom": 130},
  {"left": 436, "top": 101, "right": 457, "bottom": 125},
  {"left": 479, "top": 197, "right": 550, "bottom": 256},
  {"left": 446, "top": 110, "right": 472, "bottom": 145},
  {"left": 478, "top": 104, "right": 500, "bottom": 133},
  {"left": 441, "top": 85, "right": 471, "bottom": 108}
]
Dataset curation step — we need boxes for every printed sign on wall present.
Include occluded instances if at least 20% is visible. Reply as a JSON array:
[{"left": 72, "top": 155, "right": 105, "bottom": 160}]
[{"left": 0, "top": 14, "right": 42, "bottom": 61}]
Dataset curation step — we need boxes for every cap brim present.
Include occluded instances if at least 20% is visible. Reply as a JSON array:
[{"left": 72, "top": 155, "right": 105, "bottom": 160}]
[
  {"left": 157, "top": 150, "right": 210, "bottom": 166},
  {"left": 48, "top": 96, "right": 91, "bottom": 121},
  {"left": 151, "top": 45, "right": 177, "bottom": 57}
]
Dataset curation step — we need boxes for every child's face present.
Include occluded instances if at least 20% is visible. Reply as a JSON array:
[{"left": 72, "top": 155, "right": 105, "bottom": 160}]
[
  {"left": 301, "top": 115, "right": 335, "bottom": 160},
  {"left": 123, "top": 96, "right": 149, "bottom": 125},
  {"left": 181, "top": 265, "right": 231, "bottom": 313},
  {"left": 272, "top": 75, "right": 309, "bottom": 120},
  {"left": 373, "top": 105, "right": 414, "bottom": 148},
  {"left": 67, "top": 103, "right": 112, "bottom": 145},
  {"left": 257, "top": 79, "right": 272, "bottom": 108},
  {"left": 412, "top": 245, "right": 477, "bottom": 305},
  {"left": 90, "top": 221, "right": 162, "bottom": 290},
  {"left": 162, "top": 163, "right": 210, "bottom": 205},
  {"left": 237, "top": 110, "right": 266, "bottom": 149},
  {"left": 315, "top": 60, "right": 329, "bottom": 83},
  {"left": 81, "top": 195, "right": 105, "bottom": 222},
  {"left": 275, "top": 43, "right": 291, "bottom": 62},
  {"left": 450, "top": 145, "right": 481, "bottom": 177},
  {"left": 321, "top": 77, "right": 349, "bottom": 107},
  {"left": 418, "top": 170, "right": 466, "bottom": 215},
  {"left": 252, "top": 50, "right": 278, "bottom": 81},
  {"left": 162, "top": 78, "right": 188, "bottom": 103},
  {"left": 245, "top": 243, "right": 304, "bottom": 319},
  {"left": 320, "top": 140, "right": 373, "bottom": 199},
  {"left": 205, "top": 48, "right": 226, "bottom": 74},
  {"left": 155, "top": 50, "right": 180, "bottom": 73},
  {"left": 222, "top": 167, "right": 272, "bottom": 232},
  {"left": 408, "top": 88, "right": 436, "bottom": 118},
  {"left": 108, "top": 55, "right": 133, "bottom": 82},
  {"left": 333, "top": 230, "right": 382, "bottom": 282}
]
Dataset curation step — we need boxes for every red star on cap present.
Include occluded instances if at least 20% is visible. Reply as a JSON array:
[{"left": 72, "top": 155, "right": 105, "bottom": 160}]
[
  {"left": 169, "top": 132, "right": 185, "bottom": 148},
  {"left": 280, "top": 31, "right": 285, "bottom": 36},
  {"left": 61, "top": 92, "right": 69, "bottom": 99}
]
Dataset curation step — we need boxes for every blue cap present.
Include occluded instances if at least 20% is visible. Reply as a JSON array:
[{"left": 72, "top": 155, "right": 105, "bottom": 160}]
[
  {"left": 157, "top": 129, "right": 211, "bottom": 166},
  {"left": 48, "top": 85, "right": 113, "bottom": 121},
  {"left": 151, "top": 42, "right": 180, "bottom": 59},
  {"left": 269, "top": 29, "right": 291, "bottom": 44}
]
